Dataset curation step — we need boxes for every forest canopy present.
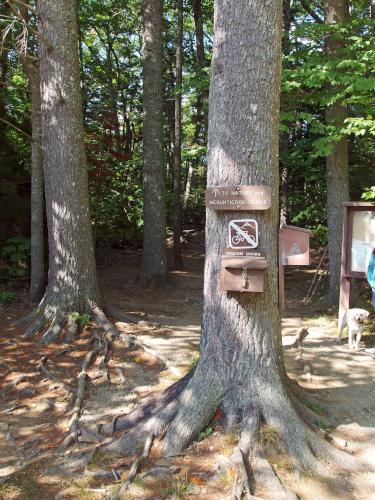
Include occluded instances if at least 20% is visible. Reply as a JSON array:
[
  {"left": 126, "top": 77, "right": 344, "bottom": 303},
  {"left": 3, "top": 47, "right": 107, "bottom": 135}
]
[{"left": 0, "top": 0, "right": 373, "bottom": 256}]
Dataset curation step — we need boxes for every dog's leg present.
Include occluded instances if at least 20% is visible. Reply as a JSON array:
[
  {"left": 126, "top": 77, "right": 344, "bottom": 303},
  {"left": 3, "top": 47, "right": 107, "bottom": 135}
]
[
  {"left": 355, "top": 331, "right": 361, "bottom": 350},
  {"left": 337, "top": 311, "right": 347, "bottom": 343},
  {"left": 348, "top": 330, "right": 354, "bottom": 349}
]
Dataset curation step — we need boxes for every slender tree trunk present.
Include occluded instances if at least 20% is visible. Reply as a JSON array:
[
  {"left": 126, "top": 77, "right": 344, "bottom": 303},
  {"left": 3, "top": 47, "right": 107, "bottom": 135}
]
[
  {"left": 172, "top": 0, "right": 184, "bottom": 270},
  {"left": 280, "top": 0, "right": 292, "bottom": 227},
  {"left": 106, "top": 32, "right": 121, "bottom": 153},
  {"left": 20, "top": 0, "right": 113, "bottom": 343},
  {"left": 183, "top": 160, "right": 194, "bottom": 210},
  {"left": 141, "top": 0, "right": 168, "bottom": 285},
  {"left": 78, "top": 18, "right": 87, "bottom": 121},
  {"left": 325, "top": 0, "right": 349, "bottom": 304},
  {"left": 192, "top": 0, "right": 208, "bottom": 139},
  {"left": 0, "top": 40, "right": 8, "bottom": 161},
  {"left": 22, "top": 59, "right": 45, "bottom": 302},
  {"left": 371, "top": 0, "right": 375, "bottom": 19},
  {"left": 17, "top": 4, "right": 45, "bottom": 302}
]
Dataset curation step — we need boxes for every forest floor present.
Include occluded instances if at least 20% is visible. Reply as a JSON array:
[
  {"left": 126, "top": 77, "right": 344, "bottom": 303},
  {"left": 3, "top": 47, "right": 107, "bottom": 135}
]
[{"left": 1, "top": 232, "right": 375, "bottom": 499}]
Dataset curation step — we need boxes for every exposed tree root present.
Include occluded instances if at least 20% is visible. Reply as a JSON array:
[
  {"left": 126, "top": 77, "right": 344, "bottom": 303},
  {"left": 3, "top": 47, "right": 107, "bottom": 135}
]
[
  {"left": 104, "top": 304, "right": 138, "bottom": 324},
  {"left": 61, "top": 346, "right": 100, "bottom": 449},
  {"left": 100, "top": 369, "right": 194, "bottom": 435},
  {"left": 11, "top": 309, "right": 36, "bottom": 328},
  {"left": 19, "top": 299, "right": 126, "bottom": 345},
  {"left": 118, "top": 332, "right": 180, "bottom": 376},
  {"left": 65, "top": 315, "right": 80, "bottom": 343},
  {"left": 2, "top": 373, "right": 31, "bottom": 394},
  {"left": 231, "top": 446, "right": 252, "bottom": 499},
  {"left": 116, "top": 367, "right": 126, "bottom": 386},
  {"left": 37, "top": 356, "right": 73, "bottom": 394},
  {"left": 90, "top": 301, "right": 119, "bottom": 340},
  {"left": 112, "top": 433, "right": 154, "bottom": 500},
  {"left": 251, "top": 455, "right": 297, "bottom": 500},
  {"left": 101, "top": 364, "right": 366, "bottom": 500}
]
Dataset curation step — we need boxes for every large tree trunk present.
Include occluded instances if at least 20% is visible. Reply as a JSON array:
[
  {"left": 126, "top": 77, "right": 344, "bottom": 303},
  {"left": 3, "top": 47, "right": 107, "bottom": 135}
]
[
  {"left": 141, "top": 0, "right": 168, "bottom": 286},
  {"left": 21, "top": 0, "right": 115, "bottom": 343},
  {"left": 172, "top": 0, "right": 184, "bottom": 270},
  {"left": 108, "top": 3, "right": 358, "bottom": 487},
  {"left": 164, "top": 0, "right": 287, "bottom": 453},
  {"left": 325, "top": 0, "right": 349, "bottom": 304},
  {"left": 22, "top": 59, "right": 45, "bottom": 303}
]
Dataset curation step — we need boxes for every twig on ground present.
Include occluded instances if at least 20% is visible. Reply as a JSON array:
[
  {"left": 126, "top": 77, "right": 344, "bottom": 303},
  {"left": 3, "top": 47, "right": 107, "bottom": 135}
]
[{"left": 113, "top": 433, "right": 154, "bottom": 500}]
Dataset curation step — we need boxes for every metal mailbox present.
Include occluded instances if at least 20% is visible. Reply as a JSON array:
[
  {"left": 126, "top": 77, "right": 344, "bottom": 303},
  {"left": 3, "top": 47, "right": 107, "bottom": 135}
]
[
  {"left": 279, "top": 225, "right": 311, "bottom": 266},
  {"left": 220, "top": 255, "right": 268, "bottom": 293}
]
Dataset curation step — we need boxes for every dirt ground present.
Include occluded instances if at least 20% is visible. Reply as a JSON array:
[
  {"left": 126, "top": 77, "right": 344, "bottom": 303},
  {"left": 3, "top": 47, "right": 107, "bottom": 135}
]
[{"left": 1, "top": 234, "right": 375, "bottom": 499}]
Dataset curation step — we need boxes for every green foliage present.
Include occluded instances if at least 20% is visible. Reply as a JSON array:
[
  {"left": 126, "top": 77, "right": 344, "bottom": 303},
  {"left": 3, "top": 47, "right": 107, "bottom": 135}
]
[
  {"left": 196, "top": 425, "right": 213, "bottom": 442},
  {"left": 0, "top": 237, "right": 30, "bottom": 278},
  {"left": 1, "top": 0, "right": 374, "bottom": 256},
  {"left": 70, "top": 312, "right": 91, "bottom": 327},
  {"left": 0, "top": 290, "right": 16, "bottom": 303},
  {"left": 315, "top": 419, "right": 330, "bottom": 431},
  {"left": 362, "top": 186, "right": 375, "bottom": 201}
]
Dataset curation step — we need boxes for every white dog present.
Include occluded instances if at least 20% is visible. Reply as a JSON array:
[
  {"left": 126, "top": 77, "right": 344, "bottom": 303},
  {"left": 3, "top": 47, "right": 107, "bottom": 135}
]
[{"left": 337, "top": 308, "right": 370, "bottom": 350}]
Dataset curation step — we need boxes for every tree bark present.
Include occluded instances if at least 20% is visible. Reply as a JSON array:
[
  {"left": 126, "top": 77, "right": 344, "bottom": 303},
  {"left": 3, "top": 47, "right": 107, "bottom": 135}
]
[
  {"left": 23, "top": 0, "right": 105, "bottom": 342},
  {"left": 172, "top": 0, "right": 184, "bottom": 270},
  {"left": 324, "top": 0, "right": 349, "bottom": 304},
  {"left": 141, "top": 0, "right": 168, "bottom": 285}
]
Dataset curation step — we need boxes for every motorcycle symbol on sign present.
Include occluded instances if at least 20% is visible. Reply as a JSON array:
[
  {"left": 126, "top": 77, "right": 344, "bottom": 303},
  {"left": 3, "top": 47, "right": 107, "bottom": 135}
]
[{"left": 228, "top": 219, "right": 258, "bottom": 249}]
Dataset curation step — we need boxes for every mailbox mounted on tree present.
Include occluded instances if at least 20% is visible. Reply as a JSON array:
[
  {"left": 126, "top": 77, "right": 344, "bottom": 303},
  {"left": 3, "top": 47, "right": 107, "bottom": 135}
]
[{"left": 220, "top": 253, "right": 268, "bottom": 293}]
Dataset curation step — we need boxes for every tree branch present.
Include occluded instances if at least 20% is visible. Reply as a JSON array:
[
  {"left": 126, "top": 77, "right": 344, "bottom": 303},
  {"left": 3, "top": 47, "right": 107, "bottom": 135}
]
[
  {"left": 300, "top": 0, "right": 323, "bottom": 23},
  {"left": 6, "top": 1, "right": 53, "bottom": 50},
  {"left": 0, "top": 116, "right": 33, "bottom": 140}
]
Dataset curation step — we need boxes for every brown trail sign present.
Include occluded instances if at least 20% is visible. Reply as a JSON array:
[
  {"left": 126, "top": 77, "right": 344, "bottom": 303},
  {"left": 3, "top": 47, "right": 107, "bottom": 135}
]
[{"left": 205, "top": 185, "right": 271, "bottom": 210}]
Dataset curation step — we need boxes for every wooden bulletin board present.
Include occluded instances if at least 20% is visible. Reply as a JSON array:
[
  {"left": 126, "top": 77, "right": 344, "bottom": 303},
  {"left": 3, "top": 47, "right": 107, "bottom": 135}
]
[{"left": 339, "top": 202, "right": 375, "bottom": 323}]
